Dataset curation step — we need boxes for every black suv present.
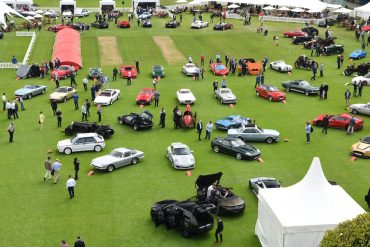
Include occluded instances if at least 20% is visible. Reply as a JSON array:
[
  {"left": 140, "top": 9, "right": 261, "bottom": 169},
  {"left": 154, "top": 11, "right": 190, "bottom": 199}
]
[{"left": 64, "top": 121, "right": 114, "bottom": 138}]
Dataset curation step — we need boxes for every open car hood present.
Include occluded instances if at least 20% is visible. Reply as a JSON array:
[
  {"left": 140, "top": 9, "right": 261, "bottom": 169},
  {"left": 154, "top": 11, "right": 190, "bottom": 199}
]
[{"left": 195, "top": 172, "right": 222, "bottom": 189}]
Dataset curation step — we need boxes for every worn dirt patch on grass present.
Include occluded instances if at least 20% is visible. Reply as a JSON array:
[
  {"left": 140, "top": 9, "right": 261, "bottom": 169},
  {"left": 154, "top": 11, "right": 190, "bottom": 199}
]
[
  {"left": 98, "top": 36, "right": 123, "bottom": 66},
  {"left": 153, "top": 35, "right": 185, "bottom": 64}
]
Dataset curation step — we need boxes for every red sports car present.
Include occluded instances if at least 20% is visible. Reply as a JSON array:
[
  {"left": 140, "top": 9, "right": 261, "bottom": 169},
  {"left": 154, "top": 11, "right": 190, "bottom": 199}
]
[
  {"left": 120, "top": 65, "right": 137, "bottom": 79},
  {"left": 46, "top": 24, "right": 72, "bottom": 32},
  {"left": 117, "top": 20, "right": 130, "bottom": 28},
  {"left": 136, "top": 88, "right": 154, "bottom": 105},
  {"left": 256, "top": 84, "right": 286, "bottom": 102},
  {"left": 50, "top": 65, "right": 74, "bottom": 80},
  {"left": 210, "top": 63, "right": 229, "bottom": 76},
  {"left": 283, "top": 31, "right": 307, "bottom": 37},
  {"left": 312, "top": 114, "right": 364, "bottom": 131}
]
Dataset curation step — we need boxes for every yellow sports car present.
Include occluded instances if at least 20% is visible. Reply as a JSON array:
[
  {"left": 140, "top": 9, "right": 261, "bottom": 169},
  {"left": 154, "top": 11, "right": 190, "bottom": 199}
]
[{"left": 351, "top": 136, "right": 370, "bottom": 158}]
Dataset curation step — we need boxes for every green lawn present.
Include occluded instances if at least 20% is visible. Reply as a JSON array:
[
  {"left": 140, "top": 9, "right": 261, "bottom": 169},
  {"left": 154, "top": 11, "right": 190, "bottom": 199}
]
[{"left": 0, "top": 13, "right": 369, "bottom": 247}]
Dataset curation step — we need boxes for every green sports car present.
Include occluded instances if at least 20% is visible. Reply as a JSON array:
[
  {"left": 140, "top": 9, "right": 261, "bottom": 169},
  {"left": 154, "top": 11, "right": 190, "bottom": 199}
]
[
  {"left": 281, "top": 80, "right": 319, "bottom": 96},
  {"left": 152, "top": 65, "right": 165, "bottom": 78}
]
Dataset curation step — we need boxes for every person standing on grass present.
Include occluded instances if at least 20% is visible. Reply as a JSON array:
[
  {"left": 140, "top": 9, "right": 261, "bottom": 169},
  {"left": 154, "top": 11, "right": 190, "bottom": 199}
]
[
  {"left": 91, "top": 85, "right": 96, "bottom": 101},
  {"left": 44, "top": 156, "right": 52, "bottom": 181},
  {"left": 200, "top": 54, "right": 205, "bottom": 66},
  {"left": 154, "top": 91, "right": 160, "bottom": 107},
  {"left": 127, "top": 70, "right": 132, "bottom": 86},
  {"left": 6, "top": 100, "right": 12, "bottom": 119},
  {"left": 7, "top": 122, "right": 15, "bottom": 143},
  {"left": 73, "top": 92, "right": 79, "bottom": 110},
  {"left": 322, "top": 115, "right": 329, "bottom": 134},
  {"left": 196, "top": 120, "right": 203, "bottom": 141},
  {"left": 345, "top": 89, "right": 351, "bottom": 108},
  {"left": 73, "top": 157, "right": 80, "bottom": 180},
  {"left": 358, "top": 81, "right": 364, "bottom": 97},
  {"left": 225, "top": 54, "right": 229, "bottom": 67},
  {"left": 135, "top": 60, "right": 140, "bottom": 74},
  {"left": 85, "top": 99, "right": 91, "bottom": 117},
  {"left": 18, "top": 96, "right": 25, "bottom": 111},
  {"left": 159, "top": 108, "right": 166, "bottom": 128},
  {"left": 56, "top": 109, "right": 62, "bottom": 128},
  {"left": 353, "top": 81, "right": 358, "bottom": 97},
  {"left": 347, "top": 116, "right": 356, "bottom": 135},
  {"left": 52, "top": 158, "right": 62, "bottom": 184},
  {"left": 60, "top": 240, "right": 69, "bottom": 247},
  {"left": 213, "top": 80, "right": 218, "bottom": 93},
  {"left": 51, "top": 99, "right": 58, "bottom": 116},
  {"left": 319, "top": 84, "right": 324, "bottom": 99},
  {"left": 39, "top": 111, "right": 45, "bottom": 129},
  {"left": 2, "top": 93, "right": 7, "bottom": 111},
  {"left": 97, "top": 104, "right": 102, "bottom": 122},
  {"left": 205, "top": 121, "right": 213, "bottom": 140},
  {"left": 319, "top": 63, "right": 324, "bottom": 77},
  {"left": 255, "top": 73, "right": 261, "bottom": 88},
  {"left": 66, "top": 175, "right": 76, "bottom": 199},
  {"left": 173, "top": 106, "right": 179, "bottom": 129},
  {"left": 74, "top": 236, "right": 85, "bottom": 247},
  {"left": 310, "top": 63, "right": 317, "bottom": 80},
  {"left": 215, "top": 217, "right": 223, "bottom": 243},
  {"left": 337, "top": 55, "right": 341, "bottom": 69},
  {"left": 323, "top": 83, "right": 329, "bottom": 99},
  {"left": 112, "top": 66, "right": 118, "bottom": 81},
  {"left": 221, "top": 77, "right": 227, "bottom": 88},
  {"left": 54, "top": 73, "right": 60, "bottom": 88},
  {"left": 152, "top": 77, "right": 158, "bottom": 90},
  {"left": 82, "top": 77, "right": 88, "bottom": 92},
  {"left": 305, "top": 122, "right": 312, "bottom": 144},
  {"left": 11, "top": 100, "right": 18, "bottom": 119},
  {"left": 81, "top": 104, "right": 87, "bottom": 121}
]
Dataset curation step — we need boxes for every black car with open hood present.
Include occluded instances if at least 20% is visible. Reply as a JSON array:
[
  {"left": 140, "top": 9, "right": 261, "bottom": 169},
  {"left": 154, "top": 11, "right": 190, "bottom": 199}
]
[
  {"left": 118, "top": 110, "right": 154, "bottom": 131},
  {"left": 64, "top": 121, "right": 114, "bottom": 138}
]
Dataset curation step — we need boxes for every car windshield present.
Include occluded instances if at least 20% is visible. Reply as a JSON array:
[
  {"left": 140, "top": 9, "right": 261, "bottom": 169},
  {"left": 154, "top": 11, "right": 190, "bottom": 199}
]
[
  {"left": 25, "top": 85, "right": 36, "bottom": 89},
  {"left": 111, "top": 150, "right": 123, "bottom": 157},
  {"left": 231, "top": 139, "right": 244, "bottom": 147},
  {"left": 216, "top": 65, "right": 226, "bottom": 70},
  {"left": 180, "top": 90, "right": 189, "bottom": 94},
  {"left": 173, "top": 147, "right": 191, "bottom": 155},
  {"left": 125, "top": 67, "right": 132, "bottom": 71},
  {"left": 90, "top": 69, "right": 100, "bottom": 73},
  {"left": 141, "top": 89, "right": 152, "bottom": 94},
  {"left": 186, "top": 64, "right": 195, "bottom": 68},
  {"left": 59, "top": 66, "right": 69, "bottom": 71},
  {"left": 153, "top": 66, "right": 162, "bottom": 70},
  {"left": 140, "top": 112, "right": 152, "bottom": 119},
  {"left": 361, "top": 137, "right": 370, "bottom": 144},
  {"left": 221, "top": 89, "right": 230, "bottom": 94},
  {"left": 99, "top": 92, "right": 111, "bottom": 97},
  {"left": 267, "top": 86, "right": 278, "bottom": 92},
  {"left": 300, "top": 81, "right": 309, "bottom": 86},
  {"left": 263, "top": 180, "right": 280, "bottom": 188},
  {"left": 56, "top": 88, "right": 68, "bottom": 93}
]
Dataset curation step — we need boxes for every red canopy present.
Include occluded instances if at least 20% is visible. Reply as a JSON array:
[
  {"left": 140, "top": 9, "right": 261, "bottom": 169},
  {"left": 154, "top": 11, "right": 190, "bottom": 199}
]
[{"left": 52, "top": 28, "right": 82, "bottom": 69}]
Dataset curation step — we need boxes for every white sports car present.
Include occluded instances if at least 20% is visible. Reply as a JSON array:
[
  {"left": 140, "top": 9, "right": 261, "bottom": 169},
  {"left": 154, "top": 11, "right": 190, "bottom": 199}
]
[
  {"left": 351, "top": 74, "right": 370, "bottom": 85},
  {"left": 182, "top": 63, "right": 198, "bottom": 76},
  {"left": 94, "top": 89, "right": 120, "bottom": 105},
  {"left": 349, "top": 102, "right": 370, "bottom": 116},
  {"left": 176, "top": 88, "right": 196, "bottom": 104},
  {"left": 215, "top": 88, "right": 237, "bottom": 104},
  {"left": 166, "top": 142, "right": 195, "bottom": 169},
  {"left": 191, "top": 21, "right": 209, "bottom": 29},
  {"left": 269, "top": 61, "right": 292, "bottom": 72}
]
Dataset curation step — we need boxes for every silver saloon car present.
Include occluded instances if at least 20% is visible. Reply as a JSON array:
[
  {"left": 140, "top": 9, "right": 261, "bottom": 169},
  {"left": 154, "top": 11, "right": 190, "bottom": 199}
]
[
  {"left": 215, "top": 88, "right": 237, "bottom": 104},
  {"left": 227, "top": 125, "right": 280, "bottom": 144}
]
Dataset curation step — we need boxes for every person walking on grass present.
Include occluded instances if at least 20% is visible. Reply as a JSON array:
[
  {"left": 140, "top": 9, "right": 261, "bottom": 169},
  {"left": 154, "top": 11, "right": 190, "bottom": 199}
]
[
  {"left": 345, "top": 89, "right": 351, "bottom": 108},
  {"left": 7, "top": 122, "right": 15, "bottom": 143},
  {"left": 66, "top": 175, "right": 76, "bottom": 199},
  {"left": 39, "top": 111, "right": 45, "bottom": 129},
  {"left": 305, "top": 122, "right": 312, "bottom": 143},
  {"left": 56, "top": 109, "right": 62, "bottom": 128},
  {"left": 347, "top": 116, "right": 356, "bottom": 135},
  {"left": 44, "top": 156, "right": 52, "bottom": 181},
  {"left": 74, "top": 236, "right": 85, "bottom": 247},
  {"left": 196, "top": 120, "right": 203, "bottom": 141},
  {"left": 52, "top": 158, "right": 62, "bottom": 184},
  {"left": 97, "top": 104, "right": 102, "bottom": 122},
  {"left": 82, "top": 76, "right": 88, "bottom": 91},
  {"left": 322, "top": 115, "right": 329, "bottom": 134},
  {"left": 81, "top": 104, "right": 87, "bottom": 121},
  {"left": 73, "top": 157, "right": 80, "bottom": 180},
  {"left": 215, "top": 217, "right": 223, "bottom": 243}
]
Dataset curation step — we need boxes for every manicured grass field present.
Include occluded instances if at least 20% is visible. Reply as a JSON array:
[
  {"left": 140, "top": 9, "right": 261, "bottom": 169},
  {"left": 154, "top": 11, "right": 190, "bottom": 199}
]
[{"left": 0, "top": 11, "right": 369, "bottom": 247}]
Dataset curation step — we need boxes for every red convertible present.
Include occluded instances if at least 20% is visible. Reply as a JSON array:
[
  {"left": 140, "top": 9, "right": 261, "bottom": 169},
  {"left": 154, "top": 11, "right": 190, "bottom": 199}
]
[
  {"left": 50, "top": 65, "right": 74, "bottom": 80},
  {"left": 46, "top": 24, "right": 72, "bottom": 32},
  {"left": 120, "top": 65, "right": 137, "bottom": 79},
  {"left": 283, "top": 31, "right": 307, "bottom": 38},
  {"left": 210, "top": 63, "right": 229, "bottom": 76},
  {"left": 117, "top": 20, "right": 130, "bottom": 28},
  {"left": 312, "top": 114, "right": 364, "bottom": 131},
  {"left": 256, "top": 84, "right": 286, "bottom": 102},
  {"left": 136, "top": 88, "right": 154, "bottom": 105}
]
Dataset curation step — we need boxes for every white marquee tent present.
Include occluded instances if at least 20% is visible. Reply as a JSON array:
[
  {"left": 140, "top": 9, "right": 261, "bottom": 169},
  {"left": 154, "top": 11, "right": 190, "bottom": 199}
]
[
  {"left": 132, "top": 0, "right": 160, "bottom": 11},
  {"left": 0, "top": 0, "right": 29, "bottom": 28},
  {"left": 255, "top": 157, "right": 366, "bottom": 247},
  {"left": 354, "top": 2, "right": 370, "bottom": 19}
]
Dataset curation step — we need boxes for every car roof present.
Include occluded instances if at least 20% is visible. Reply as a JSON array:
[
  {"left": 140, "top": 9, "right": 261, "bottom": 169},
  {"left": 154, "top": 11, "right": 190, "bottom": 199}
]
[
  {"left": 179, "top": 88, "right": 190, "bottom": 92},
  {"left": 215, "top": 137, "right": 239, "bottom": 141},
  {"left": 249, "top": 177, "right": 278, "bottom": 183},
  {"left": 171, "top": 142, "right": 189, "bottom": 149},
  {"left": 75, "top": 133, "right": 100, "bottom": 138},
  {"left": 113, "top": 147, "right": 132, "bottom": 153}
]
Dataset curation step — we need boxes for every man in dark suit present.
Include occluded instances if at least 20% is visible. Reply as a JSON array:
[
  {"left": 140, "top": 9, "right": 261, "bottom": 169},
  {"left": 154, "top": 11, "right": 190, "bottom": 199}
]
[
  {"left": 74, "top": 236, "right": 85, "bottom": 247},
  {"left": 322, "top": 115, "right": 329, "bottom": 134},
  {"left": 215, "top": 217, "right": 223, "bottom": 243},
  {"left": 196, "top": 120, "right": 203, "bottom": 140}
]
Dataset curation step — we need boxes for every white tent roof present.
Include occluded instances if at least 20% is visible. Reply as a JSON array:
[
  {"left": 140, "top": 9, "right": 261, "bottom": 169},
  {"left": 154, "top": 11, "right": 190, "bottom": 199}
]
[
  {"left": 354, "top": 2, "right": 370, "bottom": 19},
  {"left": 0, "top": 1, "right": 29, "bottom": 28}
]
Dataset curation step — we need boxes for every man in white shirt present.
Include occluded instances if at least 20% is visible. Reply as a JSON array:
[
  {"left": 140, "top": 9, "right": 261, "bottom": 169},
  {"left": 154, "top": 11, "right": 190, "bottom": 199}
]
[
  {"left": 2, "top": 93, "right": 7, "bottom": 111},
  {"left": 205, "top": 120, "right": 213, "bottom": 140},
  {"left": 52, "top": 159, "right": 62, "bottom": 184},
  {"left": 81, "top": 104, "right": 87, "bottom": 121},
  {"left": 6, "top": 100, "right": 12, "bottom": 119},
  {"left": 66, "top": 175, "right": 76, "bottom": 199}
]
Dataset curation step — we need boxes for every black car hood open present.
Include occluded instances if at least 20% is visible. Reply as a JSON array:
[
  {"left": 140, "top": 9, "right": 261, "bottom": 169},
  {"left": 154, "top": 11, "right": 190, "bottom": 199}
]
[{"left": 195, "top": 172, "right": 222, "bottom": 189}]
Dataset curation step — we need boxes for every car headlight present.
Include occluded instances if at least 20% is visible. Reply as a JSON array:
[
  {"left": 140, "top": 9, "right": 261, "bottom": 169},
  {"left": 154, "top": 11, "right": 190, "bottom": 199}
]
[
  {"left": 174, "top": 159, "right": 178, "bottom": 165},
  {"left": 256, "top": 149, "right": 260, "bottom": 153},
  {"left": 190, "top": 158, "right": 194, "bottom": 163}
]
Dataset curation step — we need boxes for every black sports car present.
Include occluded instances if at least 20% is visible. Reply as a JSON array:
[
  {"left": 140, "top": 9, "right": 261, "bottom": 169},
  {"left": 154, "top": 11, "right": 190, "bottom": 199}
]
[
  {"left": 71, "top": 23, "right": 90, "bottom": 31},
  {"left": 291, "top": 36, "right": 314, "bottom": 45},
  {"left": 165, "top": 20, "right": 180, "bottom": 28},
  {"left": 195, "top": 172, "right": 245, "bottom": 215},
  {"left": 281, "top": 80, "right": 319, "bottom": 96},
  {"left": 88, "top": 68, "right": 102, "bottom": 79},
  {"left": 91, "top": 21, "right": 109, "bottom": 29},
  {"left": 213, "top": 22, "right": 233, "bottom": 31},
  {"left": 142, "top": 20, "right": 152, "bottom": 28},
  {"left": 318, "top": 18, "right": 336, "bottom": 27},
  {"left": 151, "top": 199, "right": 214, "bottom": 237},
  {"left": 211, "top": 137, "right": 261, "bottom": 160},
  {"left": 321, "top": 45, "right": 344, "bottom": 55},
  {"left": 64, "top": 121, "right": 114, "bottom": 138},
  {"left": 301, "top": 26, "right": 319, "bottom": 36},
  {"left": 117, "top": 110, "right": 154, "bottom": 130}
]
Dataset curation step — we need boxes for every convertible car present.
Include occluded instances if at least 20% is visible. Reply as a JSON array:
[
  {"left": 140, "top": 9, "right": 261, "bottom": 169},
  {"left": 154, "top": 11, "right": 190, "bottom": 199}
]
[
  {"left": 191, "top": 21, "right": 209, "bottom": 29},
  {"left": 136, "top": 88, "right": 154, "bottom": 105},
  {"left": 351, "top": 73, "right": 370, "bottom": 85},
  {"left": 214, "top": 88, "right": 236, "bottom": 104},
  {"left": 248, "top": 177, "right": 281, "bottom": 196},
  {"left": 49, "top": 86, "right": 76, "bottom": 102},
  {"left": 70, "top": 23, "right": 90, "bottom": 31},
  {"left": 182, "top": 63, "right": 198, "bottom": 76},
  {"left": 349, "top": 102, "right": 370, "bottom": 116},
  {"left": 118, "top": 110, "right": 154, "bottom": 130},
  {"left": 312, "top": 114, "right": 364, "bottom": 131},
  {"left": 351, "top": 136, "right": 370, "bottom": 158},
  {"left": 142, "top": 19, "right": 152, "bottom": 28},
  {"left": 117, "top": 20, "right": 130, "bottom": 28},
  {"left": 177, "top": 89, "right": 196, "bottom": 104},
  {"left": 150, "top": 199, "right": 214, "bottom": 237},
  {"left": 195, "top": 172, "right": 246, "bottom": 215},
  {"left": 166, "top": 142, "right": 195, "bottom": 169},
  {"left": 91, "top": 21, "right": 109, "bottom": 29},
  {"left": 211, "top": 137, "right": 261, "bottom": 160},
  {"left": 51, "top": 65, "right": 73, "bottom": 80},
  {"left": 269, "top": 61, "right": 292, "bottom": 72},
  {"left": 152, "top": 65, "right": 165, "bottom": 78},
  {"left": 165, "top": 20, "right": 180, "bottom": 28},
  {"left": 349, "top": 49, "right": 367, "bottom": 60},
  {"left": 213, "top": 22, "right": 233, "bottom": 31},
  {"left": 281, "top": 80, "right": 319, "bottom": 96},
  {"left": 283, "top": 30, "right": 307, "bottom": 38},
  {"left": 94, "top": 89, "right": 120, "bottom": 106},
  {"left": 14, "top": 84, "right": 47, "bottom": 99},
  {"left": 88, "top": 68, "right": 102, "bottom": 79},
  {"left": 256, "top": 84, "right": 286, "bottom": 102},
  {"left": 210, "top": 63, "right": 229, "bottom": 76},
  {"left": 64, "top": 121, "right": 114, "bottom": 138},
  {"left": 227, "top": 124, "right": 280, "bottom": 144},
  {"left": 120, "top": 65, "right": 138, "bottom": 79},
  {"left": 215, "top": 115, "right": 252, "bottom": 130},
  {"left": 91, "top": 147, "right": 144, "bottom": 172}
]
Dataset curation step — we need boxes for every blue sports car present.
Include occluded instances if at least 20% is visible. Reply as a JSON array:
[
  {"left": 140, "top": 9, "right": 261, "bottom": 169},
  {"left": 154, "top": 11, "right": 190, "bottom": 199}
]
[
  {"left": 15, "top": 84, "right": 47, "bottom": 99},
  {"left": 349, "top": 49, "right": 367, "bottom": 60},
  {"left": 215, "top": 115, "right": 252, "bottom": 130}
]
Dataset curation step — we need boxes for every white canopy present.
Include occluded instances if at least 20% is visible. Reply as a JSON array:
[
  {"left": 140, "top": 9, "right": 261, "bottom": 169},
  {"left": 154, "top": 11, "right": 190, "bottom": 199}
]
[
  {"left": 255, "top": 157, "right": 366, "bottom": 247},
  {"left": 175, "top": 0, "right": 187, "bottom": 3},
  {"left": 291, "top": 7, "right": 305, "bottom": 12},
  {"left": 333, "top": 7, "right": 353, "bottom": 14},
  {"left": 278, "top": 7, "right": 290, "bottom": 11},
  {"left": 228, "top": 3, "right": 240, "bottom": 9},
  {"left": 132, "top": 0, "right": 160, "bottom": 12},
  {"left": 355, "top": 2, "right": 370, "bottom": 19},
  {"left": 263, "top": 6, "right": 275, "bottom": 10},
  {"left": 0, "top": 1, "right": 29, "bottom": 28}
]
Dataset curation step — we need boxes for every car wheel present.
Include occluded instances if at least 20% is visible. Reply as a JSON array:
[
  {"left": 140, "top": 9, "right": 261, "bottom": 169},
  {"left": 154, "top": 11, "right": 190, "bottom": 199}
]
[
  {"left": 64, "top": 148, "right": 72, "bottom": 155},
  {"left": 27, "top": 94, "right": 32, "bottom": 99},
  {"left": 352, "top": 109, "right": 359, "bottom": 115},
  {"left": 64, "top": 97, "right": 67, "bottom": 102},
  {"left": 286, "top": 87, "right": 290, "bottom": 92},
  {"left": 256, "top": 91, "right": 260, "bottom": 96},
  {"left": 131, "top": 157, "right": 138, "bottom": 165},
  {"left": 117, "top": 94, "right": 120, "bottom": 99},
  {"left": 107, "top": 164, "right": 115, "bottom": 172},
  {"left": 94, "top": 145, "right": 102, "bottom": 152},
  {"left": 305, "top": 91, "right": 309, "bottom": 96},
  {"left": 133, "top": 125, "right": 138, "bottom": 131},
  {"left": 182, "top": 220, "right": 190, "bottom": 238},
  {"left": 265, "top": 137, "right": 274, "bottom": 144},
  {"left": 278, "top": 67, "right": 281, "bottom": 72},
  {"left": 213, "top": 146, "right": 220, "bottom": 153},
  {"left": 236, "top": 153, "right": 243, "bottom": 160},
  {"left": 41, "top": 90, "right": 46, "bottom": 94},
  {"left": 268, "top": 96, "right": 273, "bottom": 101}
]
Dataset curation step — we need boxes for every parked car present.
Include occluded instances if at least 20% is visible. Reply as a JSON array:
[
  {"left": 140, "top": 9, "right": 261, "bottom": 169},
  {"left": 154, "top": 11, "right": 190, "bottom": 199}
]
[
  {"left": 281, "top": 80, "right": 319, "bottom": 96},
  {"left": 46, "top": 24, "right": 71, "bottom": 32},
  {"left": 138, "top": 12, "right": 152, "bottom": 20},
  {"left": 191, "top": 21, "right": 209, "bottom": 29},
  {"left": 211, "top": 137, "right": 261, "bottom": 160},
  {"left": 351, "top": 136, "right": 370, "bottom": 158},
  {"left": 349, "top": 102, "right": 370, "bottom": 116},
  {"left": 351, "top": 73, "right": 370, "bottom": 86},
  {"left": 301, "top": 26, "right": 319, "bottom": 36},
  {"left": 166, "top": 142, "right": 195, "bottom": 169},
  {"left": 117, "top": 20, "right": 130, "bottom": 28},
  {"left": 344, "top": 63, "right": 370, "bottom": 76},
  {"left": 213, "top": 22, "right": 233, "bottom": 30},
  {"left": 120, "top": 65, "right": 138, "bottom": 79},
  {"left": 182, "top": 63, "right": 198, "bottom": 76},
  {"left": 91, "top": 21, "right": 109, "bottom": 29},
  {"left": 291, "top": 36, "right": 314, "bottom": 45},
  {"left": 256, "top": 84, "right": 286, "bottom": 102},
  {"left": 91, "top": 147, "right": 144, "bottom": 172},
  {"left": 50, "top": 65, "right": 73, "bottom": 80},
  {"left": 136, "top": 88, "right": 154, "bottom": 105},
  {"left": 94, "top": 89, "right": 120, "bottom": 106},
  {"left": 71, "top": 23, "right": 89, "bottom": 31},
  {"left": 74, "top": 8, "right": 90, "bottom": 17},
  {"left": 165, "top": 20, "right": 180, "bottom": 28},
  {"left": 195, "top": 172, "right": 246, "bottom": 215},
  {"left": 150, "top": 199, "right": 214, "bottom": 237},
  {"left": 283, "top": 30, "right": 307, "bottom": 38},
  {"left": 303, "top": 37, "right": 337, "bottom": 49},
  {"left": 142, "top": 19, "right": 152, "bottom": 28},
  {"left": 210, "top": 63, "right": 229, "bottom": 76},
  {"left": 57, "top": 133, "right": 105, "bottom": 154},
  {"left": 269, "top": 61, "right": 292, "bottom": 72},
  {"left": 49, "top": 86, "right": 76, "bottom": 102},
  {"left": 88, "top": 68, "right": 102, "bottom": 79},
  {"left": 318, "top": 18, "right": 335, "bottom": 27},
  {"left": 64, "top": 121, "right": 114, "bottom": 138},
  {"left": 176, "top": 89, "right": 196, "bottom": 104},
  {"left": 321, "top": 45, "right": 344, "bottom": 55},
  {"left": 118, "top": 110, "right": 154, "bottom": 130},
  {"left": 349, "top": 49, "right": 367, "bottom": 59},
  {"left": 152, "top": 65, "right": 165, "bottom": 78},
  {"left": 14, "top": 84, "right": 47, "bottom": 99},
  {"left": 227, "top": 125, "right": 280, "bottom": 143},
  {"left": 214, "top": 88, "right": 236, "bottom": 104},
  {"left": 215, "top": 115, "right": 252, "bottom": 130},
  {"left": 248, "top": 177, "right": 281, "bottom": 196},
  {"left": 312, "top": 114, "right": 364, "bottom": 131}
]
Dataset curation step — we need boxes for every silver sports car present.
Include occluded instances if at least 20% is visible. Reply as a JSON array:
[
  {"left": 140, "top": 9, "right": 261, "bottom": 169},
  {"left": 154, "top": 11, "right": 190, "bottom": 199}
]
[
  {"left": 349, "top": 102, "right": 370, "bottom": 116},
  {"left": 215, "top": 88, "right": 237, "bottom": 104},
  {"left": 227, "top": 125, "right": 280, "bottom": 144}
]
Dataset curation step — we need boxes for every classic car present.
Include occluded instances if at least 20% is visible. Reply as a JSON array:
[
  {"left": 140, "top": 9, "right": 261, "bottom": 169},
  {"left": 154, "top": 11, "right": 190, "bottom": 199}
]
[
  {"left": 214, "top": 88, "right": 236, "bottom": 104},
  {"left": 91, "top": 147, "right": 144, "bottom": 172},
  {"left": 256, "top": 84, "right": 286, "bottom": 102},
  {"left": 50, "top": 65, "right": 73, "bottom": 79},
  {"left": 94, "top": 89, "right": 120, "bottom": 106},
  {"left": 111, "top": 9, "right": 123, "bottom": 18},
  {"left": 295, "top": 56, "right": 318, "bottom": 70},
  {"left": 269, "top": 61, "right": 292, "bottom": 72},
  {"left": 136, "top": 88, "right": 154, "bottom": 105},
  {"left": 191, "top": 21, "right": 209, "bottom": 29},
  {"left": 320, "top": 45, "right": 344, "bottom": 56},
  {"left": 177, "top": 89, "right": 196, "bottom": 104},
  {"left": 215, "top": 115, "right": 252, "bottom": 130},
  {"left": 64, "top": 121, "right": 114, "bottom": 138},
  {"left": 344, "top": 63, "right": 370, "bottom": 76},
  {"left": 14, "top": 84, "right": 47, "bottom": 99},
  {"left": 248, "top": 177, "right": 281, "bottom": 196},
  {"left": 195, "top": 172, "right": 246, "bottom": 215},
  {"left": 166, "top": 142, "right": 195, "bottom": 169},
  {"left": 179, "top": 105, "right": 196, "bottom": 128},
  {"left": 211, "top": 137, "right": 261, "bottom": 160},
  {"left": 291, "top": 36, "right": 314, "bottom": 45},
  {"left": 227, "top": 125, "right": 280, "bottom": 144},
  {"left": 118, "top": 110, "right": 154, "bottom": 130},
  {"left": 117, "top": 20, "right": 130, "bottom": 28},
  {"left": 351, "top": 136, "right": 370, "bottom": 158},
  {"left": 49, "top": 86, "right": 76, "bottom": 102},
  {"left": 165, "top": 20, "right": 180, "bottom": 28},
  {"left": 151, "top": 199, "right": 214, "bottom": 237},
  {"left": 138, "top": 12, "right": 152, "bottom": 20},
  {"left": 351, "top": 73, "right": 370, "bottom": 85},
  {"left": 318, "top": 18, "right": 335, "bottom": 27},
  {"left": 213, "top": 22, "right": 233, "bottom": 30},
  {"left": 120, "top": 65, "right": 138, "bottom": 79},
  {"left": 57, "top": 133, "right": 105, "bottom": 154},
  {"left": 142, "top": 19, "right": 152, "bottom": 28},
  {"left": 74, "top": 8, "right": 90, "bottom": 17},
  {"left": 281, "top": 80, "right": 319, "bottom": 96},
  {"left": 182, "top": 63, "right": 198, "bottom": 76},
  {"left": 210, "top": 63, "right": 229, "bottom": 76},
  {"left": 71, "top": 23, "right": 90, "bottom": 31},
  {"left": 46, "top": 24, "right": 71, "bottom": 32},
  {"left": 312, "top": 114, "right": 364, "bottom": 131},
  {"left": 301, "top": 26, "right": 319, "bottom": 36},
  {"left": 91, "top": 21, "right": 109, "bottom": 29},
  {"left": 88, "top": 68, "right": 102, "bottom": 79},
  {"left": 303, "top": 37, "right": 337, "bottom": 49},
  {"left": 349, "top": 49, "right": 367, "bottom": 60},
  {"left": 349, "top": 102, "right": 370, "bottom": 116},
  {"left": 283, "top": 30, "right": 307, "bottom": 38},
  {"left": 152, "top": 65, "right": 165, "bottom": 78}
]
